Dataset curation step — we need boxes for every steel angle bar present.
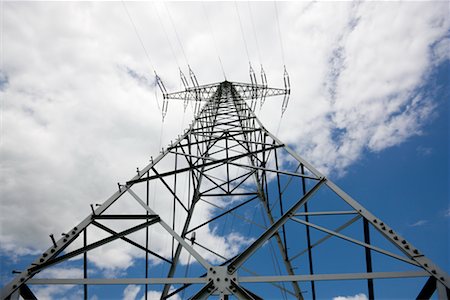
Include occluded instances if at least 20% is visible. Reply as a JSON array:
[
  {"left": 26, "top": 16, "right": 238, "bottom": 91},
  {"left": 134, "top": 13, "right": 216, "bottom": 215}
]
[
  {"left": 290, "top": 215, "right": 361, "bottom": 261},
  {"left": 227, "top": 160, "right": 320, "bottom": 180},
  {"left": 417, "top": 277, "right": 437, "bottom": 299},
  {"left": 150, "top": 167, "right": 188, "bottom": 212},
  {"left": 290, "top": 217, "right": 420, "bottom": 266},
  {"left": 18, "top": 285, "right": 37, "bottom": 300},
  {"left": 229, "top": 281, "right": 263, "bottom": 300},
  {"left": 28, "top": 218, "right": 159, "bottom": 274},
  {"left": 199, "top": 198, "right": 266, "bottom": 230},
  {"left": 200, "top": 170, "right": 255, "bottom": 195},
  {"left": 294, "top": 210, "right": 358, "bottom": 216},
  {"left": 239, "top": 271, "right": 430, "bottom": 283},
  {"left": 228, "top": 178, "right": 326, "bottom": 273},
  {"left": 92, "top": 214, "right": 159, "bottom": 219},
  {"left": 127, "top": 189, "right": 212, "bottom": 270},
  {"left": 186, "top": 196, "right": 258, "bottom": 235},
  {"left": 91, "top": 221, "right": 171, "bottom": 264},
  {"left": 190, "top": 281, "right": 216, "bottom": 300},
  {"left": 27, "top": 277, "right": 207, "bottom": 285}
]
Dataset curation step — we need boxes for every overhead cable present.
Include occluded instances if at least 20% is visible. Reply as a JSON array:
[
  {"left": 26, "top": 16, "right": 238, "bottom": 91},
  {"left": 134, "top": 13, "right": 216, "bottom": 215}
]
[
  {"left": 164, "top": 2, "right": 190, "bottom": 67},
  {"left": 273, "top": 1, "right": 286, "bottom": 66},
  {"left": 153, "top": 2, "right": 181, "bottom": 70},
  {"left": 234, "top": 1, "right": 251, "bottom": 64},
  {"left": 121, "top": 1, "right": 156, "bottom": 74},
  {"left": 121, "top": 1, "right": 162, "bottom": 115},
  {"left": 202, "top": 1, "right": 227, "bottom": 80},
  {"left": 247, "top": 2, "right": 262, "bottom": 66}
]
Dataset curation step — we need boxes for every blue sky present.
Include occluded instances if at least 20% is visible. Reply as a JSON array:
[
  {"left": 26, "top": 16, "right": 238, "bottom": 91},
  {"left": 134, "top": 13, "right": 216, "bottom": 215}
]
[{"left": 1, "top": 1, "right": 449, "bottom": 299}]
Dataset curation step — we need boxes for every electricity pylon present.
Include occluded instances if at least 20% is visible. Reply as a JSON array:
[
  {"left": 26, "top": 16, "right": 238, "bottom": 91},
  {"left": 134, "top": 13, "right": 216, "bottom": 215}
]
[{"left": 1, "top": 80, "right": 449, "bottom": 300}]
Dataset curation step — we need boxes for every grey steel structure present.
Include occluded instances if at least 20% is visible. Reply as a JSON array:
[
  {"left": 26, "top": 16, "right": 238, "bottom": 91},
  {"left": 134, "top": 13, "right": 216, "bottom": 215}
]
[{"left": 1, "top": 80, "right": 449, "bottom": 300}]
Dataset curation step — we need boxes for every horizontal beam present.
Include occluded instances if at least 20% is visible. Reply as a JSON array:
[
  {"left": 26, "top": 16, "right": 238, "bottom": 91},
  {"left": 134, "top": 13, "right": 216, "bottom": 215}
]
[
  {"left": 27, "top": 271, "right": 429, "bottom": 285},
  {"left": 28, "top": 277, "right": 207, "bottom": 285},
  {"left": 93, "top": 214, "right": 159, "bottom": 220},
  {"left": 240, "top": 271, "right": 430, "bottom": 283},
  {"left": 294, "top": 210, "right": 358, "bottom": 216}
]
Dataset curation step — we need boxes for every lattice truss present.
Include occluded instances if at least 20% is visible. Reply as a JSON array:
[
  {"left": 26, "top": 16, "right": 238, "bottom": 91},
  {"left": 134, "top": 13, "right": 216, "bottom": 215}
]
[{"left": 2, "top": 81, "right": 449, "bottom": 300}]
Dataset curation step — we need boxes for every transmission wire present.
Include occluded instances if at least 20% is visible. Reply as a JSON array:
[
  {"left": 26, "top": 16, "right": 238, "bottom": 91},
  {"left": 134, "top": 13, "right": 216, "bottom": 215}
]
[
  {"left": 164, "top": 3, "right": 190, "bottom": 67},
  {"left": 121, "top": 1, "right": 161, "bottom": 114},
  {"left": 234, "top": 1, "right": 251, "bottom": 64},
  {"left": 201, "top": 1, "right": 227, "bottom": 80},
  {"left": 247, "top": 1, "right": 262, "bottom": 66},
  {"left": 274, "top": 1, "right": 286, "bottom": 66},
  {"left": 153, "top": 2, "right": 181, "bottom": 70}
]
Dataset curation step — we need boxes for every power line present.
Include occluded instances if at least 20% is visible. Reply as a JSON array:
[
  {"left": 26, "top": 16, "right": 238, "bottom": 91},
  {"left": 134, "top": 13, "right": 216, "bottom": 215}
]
[
  {"left": 153, "top": 2, "right": 181, "bottom": 70},
  {"left": 201, "top": 1, "right": 227, "bottom": 80},
  {"left": 121, "top": 1, "right": 156, "bottom": 74},
  {"left": 164, "top": 3, "right": 190, "bottom": 67},
  {"left": 247, "top": 1, "right": 262, "bottom": 66},
  {"left": 273, "top": 1, "right": 286, "bottom": 66},
  {"left": 234, "top": 1, "right": 251, "bottom": 64}
]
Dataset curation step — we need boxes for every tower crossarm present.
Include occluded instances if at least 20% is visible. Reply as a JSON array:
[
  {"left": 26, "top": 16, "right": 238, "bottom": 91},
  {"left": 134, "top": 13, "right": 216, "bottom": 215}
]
[{"left": 165, "top": 80, "right": 287, "bottom": 102}]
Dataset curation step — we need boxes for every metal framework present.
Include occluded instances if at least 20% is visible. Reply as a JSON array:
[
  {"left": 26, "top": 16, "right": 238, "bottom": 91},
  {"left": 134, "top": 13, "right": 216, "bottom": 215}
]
[{"left": 1, "top": 80, "right": 449, "bottom": 300}]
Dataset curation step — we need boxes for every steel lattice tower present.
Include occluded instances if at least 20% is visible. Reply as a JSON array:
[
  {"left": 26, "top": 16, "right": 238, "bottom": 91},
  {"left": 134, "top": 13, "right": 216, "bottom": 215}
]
[{"left": 2, "top": 80, "right": 449, "bottom": 300}]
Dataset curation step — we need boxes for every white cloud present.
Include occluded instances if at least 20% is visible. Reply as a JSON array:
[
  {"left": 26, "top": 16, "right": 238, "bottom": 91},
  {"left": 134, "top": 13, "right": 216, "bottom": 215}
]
[
  {"left": 0, "top": 1, "right": 448, "bottom": 293},
  {"left": 123, "top": 285, "right": 141, "bottom": 300},
  {"left": 409, "top": 220, "right": 428, "bottom": 227},
  {"left": 444, "top": 208, "right": 450, "bottom": 218},
  {"left": 141, "top": 289, "right": 181, "bottom": 300},
  {"left": 333, "top": 293, "right": 368, "bottom": 300}
]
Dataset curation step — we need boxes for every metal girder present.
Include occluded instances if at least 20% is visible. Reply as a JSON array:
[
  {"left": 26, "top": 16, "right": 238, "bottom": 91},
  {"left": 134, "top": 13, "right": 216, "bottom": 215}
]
[{"left": 25, "top": 271, "right": 429, "bottom": 285}]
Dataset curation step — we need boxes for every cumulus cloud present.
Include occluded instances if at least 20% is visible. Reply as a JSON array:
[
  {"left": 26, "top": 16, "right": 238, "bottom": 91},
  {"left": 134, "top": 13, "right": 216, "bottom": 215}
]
[
  {"left": 333, "top": 293, "right": 368, "bottom": 300},
  {"left": 0, "top": 0, "right": 448, "bottom": 288},
  {"left": 123, "top": 285, "right": 141, "bottom": 300}
]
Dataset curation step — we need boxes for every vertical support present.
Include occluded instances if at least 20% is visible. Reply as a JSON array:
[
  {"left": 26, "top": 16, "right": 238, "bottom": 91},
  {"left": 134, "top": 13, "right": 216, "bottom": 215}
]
[
  {"left": 225, "top": 131, "right": 230, "bottom": 193},
  {"left": 145, "top": 171, "right": 149, "bottom": 300},
  {"left": 301, "top": 164, "right": 316, "bottom": 300},
  {"left": 363, "top": 218, "right": 375, "bottom": 300},
  {"left": 83, "top": 229, "right": 87, "bottom": 300},
  {"left": 274, "top": 147, "right": 288, "bottom": 259},
  {"left": 172, "top": 153, "right": 179, "bottom": 259}
]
